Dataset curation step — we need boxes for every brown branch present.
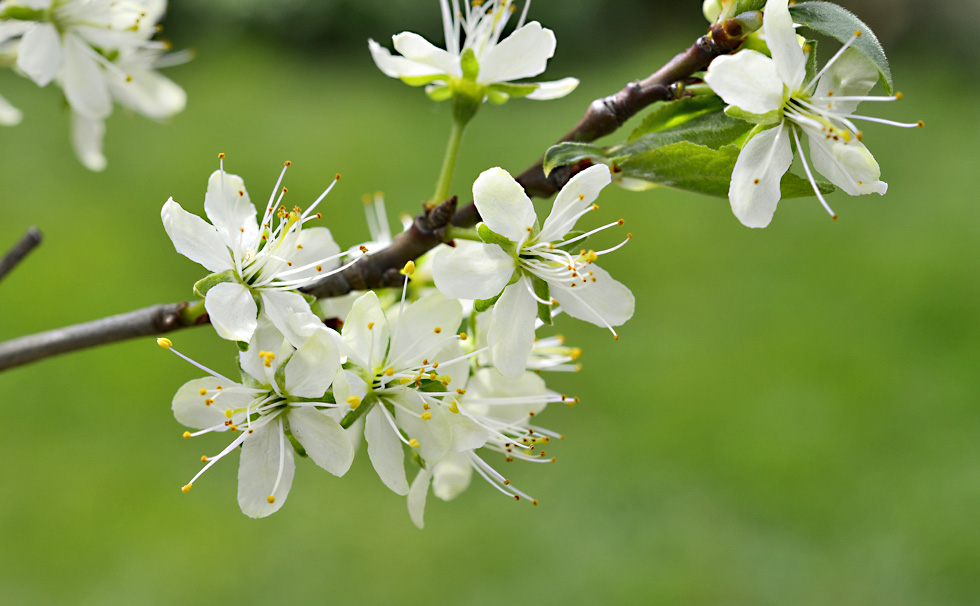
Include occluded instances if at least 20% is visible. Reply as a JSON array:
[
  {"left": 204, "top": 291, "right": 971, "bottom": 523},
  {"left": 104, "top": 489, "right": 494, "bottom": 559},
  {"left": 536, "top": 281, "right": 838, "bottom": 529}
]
[
  {"left": 0, "top": 303, "right": 203, "bottom": 372},
  {"left": 0, "top": 226, "right": 42, "bottom": 283}
]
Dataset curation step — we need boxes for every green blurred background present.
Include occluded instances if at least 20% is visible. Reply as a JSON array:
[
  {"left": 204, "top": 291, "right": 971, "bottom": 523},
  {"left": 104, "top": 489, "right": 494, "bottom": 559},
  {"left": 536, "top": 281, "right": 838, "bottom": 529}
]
[{"left": 1, "top": 0, "right": 978, "bottom": 604}]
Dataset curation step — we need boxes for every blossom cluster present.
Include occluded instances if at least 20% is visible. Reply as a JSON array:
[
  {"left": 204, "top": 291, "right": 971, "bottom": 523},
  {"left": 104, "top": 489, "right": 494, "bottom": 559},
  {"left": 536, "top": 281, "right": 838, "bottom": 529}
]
[
  {"left": 159, "top": 158, "right": 632, "bottom": 526},
  {"left": 0, "top": 0, "right": 185, "bottom": 170}
]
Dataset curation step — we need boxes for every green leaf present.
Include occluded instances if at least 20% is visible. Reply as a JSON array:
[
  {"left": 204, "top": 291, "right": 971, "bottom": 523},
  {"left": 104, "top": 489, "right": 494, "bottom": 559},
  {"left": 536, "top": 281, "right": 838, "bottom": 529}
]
[
  {"left": 477, "top": 223, "right": 516, "bottom": 250},
  {"left": 532, "top": 277, "right": 552, "bottom": 326},
  {"left": 724, "top": 104, "right": 782, "bottom": 126},
  {"left": 615, "top": 110, "right": 753, "bottom": 154},
  {"left": 474, "top": 291, "right": 503, "bottom": 313},
  {"left": 735, "top": 0, "right": 766, "bottom": 13},
  {"left": 542, "top": 142, "right": 606, "bottom": 177},
  {"left": 804, "top": 39, "right": 819, "bottom": 84},
  {"left": 192, "top": 269, "right": 236, "bottom": 298},
  {"left": 0, "top": 6, "right": 45, "bottom": 20},
  {"left": 789, "top": 1, "right": 893, "bottom": 94},
  {"left": 630, "top": 96, "right": 727, "bottom": 140},
  {"left": 618, "top": 141, "right": 833, "bottom": 199},
  {"left": 426, "top": 84, "right": 452, "bottom": 102}
]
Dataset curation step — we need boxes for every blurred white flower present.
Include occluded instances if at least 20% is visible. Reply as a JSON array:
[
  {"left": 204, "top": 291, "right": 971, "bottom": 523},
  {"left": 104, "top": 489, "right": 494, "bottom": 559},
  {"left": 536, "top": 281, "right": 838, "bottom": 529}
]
[
  {"left": 368, "top": 0, "right": 577, "bottom": 104},
  {"left": 160, "top": 322, "right": 352, "bottom": 518},
  {"left": 162, "top": 158, "right": 348, "bottom": 346},
  {"left": 433, "top": 164, "right": 633, "bottom": 378},
  {"left": 704, "top": 0, "right": 919, "bottom": 228}
]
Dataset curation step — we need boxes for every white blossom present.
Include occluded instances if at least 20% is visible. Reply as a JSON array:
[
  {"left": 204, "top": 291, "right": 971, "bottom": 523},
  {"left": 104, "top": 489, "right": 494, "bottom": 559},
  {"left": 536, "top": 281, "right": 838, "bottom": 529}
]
[
  {"left": 162, "top": 158, "right": 348, "bottom": 347},
  {"left": 432, "top": 164, "right": 633, "bottom": 378},
  {"left": 704, "top": 0, "right": 919, "bottom": 227},
  {"left": 368, "top": 0, "right": 577, "bottom": 103}
]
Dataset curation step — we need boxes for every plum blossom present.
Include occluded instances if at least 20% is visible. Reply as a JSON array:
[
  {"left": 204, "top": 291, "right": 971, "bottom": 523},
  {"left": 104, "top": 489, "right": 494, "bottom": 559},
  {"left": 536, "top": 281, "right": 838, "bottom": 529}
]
[
  {"left": 369, "top": 0, "right": 577, "bottom": 104},
  {"left": 160, "top": 321, "right": 352, "bottom": 518},
  {"left": 162, "top": 158, "right": 348, "bottom": 346},
  {"left": 432, "top": 164, "right": 633, "bottom": 378},
  {"left": 704, "top": 0, "right": 920, "bottom": 227}
]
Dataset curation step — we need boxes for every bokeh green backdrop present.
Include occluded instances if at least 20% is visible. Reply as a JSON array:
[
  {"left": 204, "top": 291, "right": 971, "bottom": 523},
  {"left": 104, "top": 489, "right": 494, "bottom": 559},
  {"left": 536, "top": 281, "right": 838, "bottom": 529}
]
[{"left": 1, "top": 1, "right": 978, "bottom": 604}]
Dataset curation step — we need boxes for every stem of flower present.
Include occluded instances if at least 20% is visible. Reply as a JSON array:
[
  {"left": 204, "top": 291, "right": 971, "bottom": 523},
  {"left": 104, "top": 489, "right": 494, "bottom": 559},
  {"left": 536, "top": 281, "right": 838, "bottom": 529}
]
[
  {"left": 340, "top": 396, "right": 375, "bottom": 430},
  {"left": 442, "top": 226, "right": 481, "bottom": 242},
  {"left": 0, "top": 226, "right": 42, "bottom": 283},
  {"left": 431, "top": 118, "right": 468, "bottom": 208}
]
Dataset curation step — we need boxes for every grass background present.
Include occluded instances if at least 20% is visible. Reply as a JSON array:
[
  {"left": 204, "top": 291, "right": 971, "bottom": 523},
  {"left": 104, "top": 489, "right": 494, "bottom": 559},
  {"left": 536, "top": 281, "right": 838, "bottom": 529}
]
[{"left": 0, "top": 1, "right": 978, "bottom": 604}]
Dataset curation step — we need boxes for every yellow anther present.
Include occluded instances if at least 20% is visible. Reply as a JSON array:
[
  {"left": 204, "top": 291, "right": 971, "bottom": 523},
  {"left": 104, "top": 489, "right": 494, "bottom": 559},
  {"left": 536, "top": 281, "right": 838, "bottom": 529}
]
[
  {"left": 346, "top": 395, "right": 362, "bottom": 410},
  {"left": 841, "top": 130, "right": 851, "bottom": 142},
  {"left": 367, "top": 322, "right": 375, "bottom": 330},
  {"left": 182, "top": 431, "right": 191, "bottom": 439},
  {"left": 433, "top": 327, "right": 442, "bottom": 334},
  {"left": 432, "top": 361, "right": 439, "bottom": 369},
  {"left": 218, "top": 152, "right": 225, "bottom": 159},
  {"left": 422, "top": 403, "right": 430, "bottom": 410},
  {"left": 204, "top": 398, "right": 214, "bottom": 406},
  {"left": 399, "top": 377, "right": 413, "bottom": 385},
  {"left": 401, "top": 260, "right": 416, "bottom": 276},
  {"left": 316, "top": 265, "right": 322, "bottom": 272},
  {"left": 854, "top": 29, "right": 861, "bottom": 37},
  {"left": 225, "top": 409, "right": 233, "bottom": 418},
  {"left": 181, "top": 484, "right": 193, "bottom": 493},
  {"left": 385, "top": 368, "right": 394, "bottom": 377},
  {"left": 359, "top": 245, "right": 369, "bottom": 253},
  {"left": 459, "top": 332, "right": 467, "bottom": 341},
  {"left": 157, "top": 338, "right": 173, "bottom": 349},
  {"left": 570, "top": 347, "right": 582, "bottom": 360},
  {"left": 421, "top": 412, "right": 432, "bottom": 421},
  {"left": 408, "top": 439, "right": 420, "bottom": 448},
  {"left": 284, "top": 160, "right": 291, "bottom": 166},
  {"left": 201, "top": 456, "right": 208, "bottom": 462},
  {"left": 895, "top": 92, "right": 903, "bottom": 100},
  {"left": 456, "top": 388, "right": 467, "bottom": 395},
  {"left": 578, "top": 194, "right": 584, "bottom": 200},
  {"left": 449, "top": 400, "right": 460, "bottom": 414},
  {"left": 532, "top": 499, "right": 539, "bottom": 506},
  {"left": 199, "top": 388, "right": 207, "bottom": 396},
  {"left": 267, "top": 495, "right": 276, "bottom": 504}
]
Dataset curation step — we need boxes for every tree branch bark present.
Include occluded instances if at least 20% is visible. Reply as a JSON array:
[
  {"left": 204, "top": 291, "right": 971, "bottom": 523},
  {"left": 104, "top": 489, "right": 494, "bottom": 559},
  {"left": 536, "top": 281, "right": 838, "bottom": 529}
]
[
  {"left": 0, "top": 17, "right": 751, "bottom": 372},
  {"left": 0, "top": 226, "right": 42, "bottom": 283}
]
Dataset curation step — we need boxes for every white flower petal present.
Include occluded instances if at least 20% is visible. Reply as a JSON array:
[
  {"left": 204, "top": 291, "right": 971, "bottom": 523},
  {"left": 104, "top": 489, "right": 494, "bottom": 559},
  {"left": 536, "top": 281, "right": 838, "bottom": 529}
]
[
  {"left": 465, "top": 367, "right": 549, "bottom": 424},
  {"left": 392, "top": 32, "right": 460, "bottom": 77},
  {"left": 205, "top": 281, "right": 258, "bottom": 343},
  {"left": 172, "top": 377, "right": 251, "bottom": 430},
  {"left": 70, "top": 112, "right": 106, "bottom": 172},
  {"left": 203, "top": 169, "right": 258, "bottom": 252},
  {"left": 342, "top": 291, "right": 389, "bottom": 372},
  {"left": 408, "top": 467, "right": 433, "bottom": 529},
  {"left": 61, "top": 33, "right": 112, "bottom": 119},
  {"left": 473, "top": 167, "right": 537, "bottom": 243},
  {"left": 287, "top": 407, "right": 353, "bottom": 476},
  {"left": 432, "top": 242, "right": 515, "bottom": 301},
  {"left": 432, "top": 451, "right": 473, "bottom": 501},
  {"left": 478, "top": 21, "right": 556, "bottom": 84},
  {"left": 17, "top": 23, "right": 62, "bottom": 87},
  {"left": 728, "top": 122, "right": 793, "bottom": 228},
  {"left": 283, "top": 328, "right": 341, "bottom": 398},
  {"left": 387, "top": 291, "right": 462, "bottom": 370},
  {"left": 285, "top": 226, "right": 342, "bottom": 282},
  {"left": 764, "top": 0, "right": 806, "bottom": 90},
  {"left": 108, "top": 65, "right": 186, "bottom": 119},
  {"left": 239, "top": 316, "right": 287, "bottom": 384},
  {"left": 260, "top": 290, "right": 323, "bottom": 349},
  {"left": 705, "top": 51, "right": 784, "bottom": 116},
  {"left": 550, "top": 264, "right": 634, "bottom": 329},
  {"left": 369, "top": 38, "right": 445, "bottom": 79},
  {"left": 813, "top": 48, "right": 879, "bottom": 116},
  {"left": 238, "top": 418, "right": 295, "bottom": 518},
  {"left": 446, "top": 411, "right": 490, "bottom": 452},
  {"left": 538, "top": 164, "right": 611, "bottom": 242},
  {"left": 365, "top": 405, "right": 409, "bottom": 495},
  {"left": 0, "top": 92, "right": 22, "bottom": 126},
  {"left": 804, "top": 125, "right": 887, "bottom": 196},
  {"left": 161, "top": 198, "right": 234, "bottom": 273},
  {"left": 524, "top": 77, "right": 579, "bottom": 100},
  {"left": 394, "top": 391, "right": 453, "bottom": 465},
  {"left": 487, "top": 281, "right": 537, "bottom": 378}
]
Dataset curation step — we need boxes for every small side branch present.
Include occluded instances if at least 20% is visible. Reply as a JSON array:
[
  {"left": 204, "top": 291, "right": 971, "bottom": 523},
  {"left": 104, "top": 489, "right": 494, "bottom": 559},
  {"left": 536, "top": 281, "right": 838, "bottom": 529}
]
[
  {"left": 0, "top": 302, "right": 202, "bottom": 371},
  {"left": 0, "top": 227, "right": 42, "bottom": 283}
]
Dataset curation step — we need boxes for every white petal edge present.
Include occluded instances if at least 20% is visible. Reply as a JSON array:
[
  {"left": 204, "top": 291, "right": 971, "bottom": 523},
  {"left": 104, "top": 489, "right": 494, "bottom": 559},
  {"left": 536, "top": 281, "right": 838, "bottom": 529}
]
[
  {"left": 550, "top": 264, "right": 635, "bottom": 329},
  {"left": 804, "top": 125, "right": 887, "bottom": 196},
  {"left": 408, "top": 467, "right": 433, "bottom": 529},
  {"left": 705, "top": 51, "right": 785, "bottom": 116},
  {"left": 472, "top": 167, "right": 537, "bottom": 244},
  {"left": 368, "top": 38, "right": 445, "bottom": 79},
  {"left": 432, "top": 242, "right": 515, "bottom": 300},
  {"left": 432, "top": 451, "right": 473, "bottom": 501},
  {"left": 0, "top": 92, "right": 23, "bottom": 126},
  {"left": 205, "top": 281, "right": 258, "bottom": 343},
  {"left": 365, "top": 405, "right": 409, "bottom": 495},
  {"left": 478, "top": 21, "right": 556, "bottom": 84},
  {"left": 392, "top": 32, "right": 460, "bottom": 77},
  {"left": 283, "top": 328, "right": 341, "bottom": 398},
  {"left": 342, "top": 291, "right": 390, "bottom": 372},
  {"left": 70, "top": 112, "right": 107, "bottom": 172},
  {"left": 203, "top": 169, "right": 258, "bottom": 253},
  {"left": 525, "top": 77, "right": 579, "bottom": 100},
  {"left": 538, "top": 164, "right": 611, "bottom": 242},
  {"left": 61, "top": 33, "right": 112, "bottom": 120},
  {"left": 763, "top": 0, "right": 806, "bottom": 90},
  {"left": 487, "top": 280, "right": 537, "bottom": 378},
  {"left": 260, "top": 290, "right": 323, "bottom": 349},
  {"left": 238, "top": 418, "right": 295, "bottom": 518},
  {"left": 17, "top": 23, "right": 62, "bottom": 87},
  {"left": 728, "top": 122, "right": 794, "bottom": 228},
  {"left": 161, "top": 198, "right": 234, "bottom": 273},
  {"left": 287, "top": 407, "right": 353, "bottom": 477}
]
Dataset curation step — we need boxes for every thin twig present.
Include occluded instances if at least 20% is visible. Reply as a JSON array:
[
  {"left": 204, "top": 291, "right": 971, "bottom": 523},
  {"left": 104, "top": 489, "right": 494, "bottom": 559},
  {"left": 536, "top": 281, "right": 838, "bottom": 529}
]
[
  {"left": 0, "top": 18, "right": 751, "bottom": 373},
  {"left": 0, "top": 227, "right": 42, "bottom": 283},
  {"left": 0, "top": 303, "right": 199, "bottom": 372}
]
